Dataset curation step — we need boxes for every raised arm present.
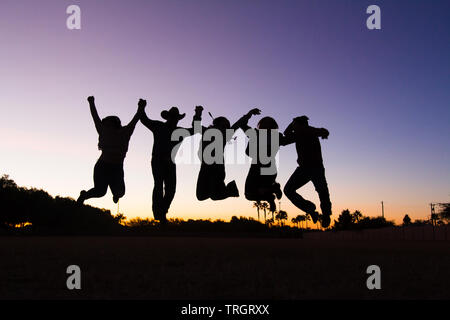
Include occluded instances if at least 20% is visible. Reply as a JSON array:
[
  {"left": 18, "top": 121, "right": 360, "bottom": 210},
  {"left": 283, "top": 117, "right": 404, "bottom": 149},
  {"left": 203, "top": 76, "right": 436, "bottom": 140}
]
[
  {"left": 232, "top": 108, "right": 261, "bottom": 131},
  {"left": 88, "top": 96, "right": 102, "bottom": 133},
  {"left": 187, "top": 105, "right": 205, "bottom": 135},
  {"left": 123, "top": 99, "right": 147, "bottom": 137},
  {"left": 138, "top": 100, "right": 160, "bottom": 131},
  {"left": 193, "top": 105, "right": 203, "bottom": 122},
  {"left": 127, "top": 99, "right": 146, "bottom": 128}
]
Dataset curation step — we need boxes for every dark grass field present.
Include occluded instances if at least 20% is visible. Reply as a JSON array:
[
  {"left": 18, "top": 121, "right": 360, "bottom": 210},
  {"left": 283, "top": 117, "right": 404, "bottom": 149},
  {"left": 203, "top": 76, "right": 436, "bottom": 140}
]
[{"left": 0, "top": 236, "right": 449, "bottom": 299}]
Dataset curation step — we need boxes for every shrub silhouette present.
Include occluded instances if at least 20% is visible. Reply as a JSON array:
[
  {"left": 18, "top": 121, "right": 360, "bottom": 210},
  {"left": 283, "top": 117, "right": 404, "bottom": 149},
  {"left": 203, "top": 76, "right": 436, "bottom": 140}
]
[
  {"left": 403, "top": 214, "right": 412, "bottom": 226},
  {"left": 333, "top": 209, "right": 394, "bottom": 231},
  {"left": 1, "top": 175, "right": 122, "bottom": 235}
]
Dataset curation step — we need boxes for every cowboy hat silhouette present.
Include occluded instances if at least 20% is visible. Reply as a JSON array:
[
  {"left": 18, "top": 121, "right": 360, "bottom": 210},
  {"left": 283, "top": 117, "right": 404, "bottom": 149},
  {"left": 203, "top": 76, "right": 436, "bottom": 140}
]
[{"left": 161, "top": 107, "right": 185, "bottom": 120}]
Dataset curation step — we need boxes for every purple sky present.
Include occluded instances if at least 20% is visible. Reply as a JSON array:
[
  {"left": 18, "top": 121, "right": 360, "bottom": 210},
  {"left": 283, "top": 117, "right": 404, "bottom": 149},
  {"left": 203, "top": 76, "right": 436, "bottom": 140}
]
[{"left": 1, "top": 0, "right": 449, "bottom": 223}]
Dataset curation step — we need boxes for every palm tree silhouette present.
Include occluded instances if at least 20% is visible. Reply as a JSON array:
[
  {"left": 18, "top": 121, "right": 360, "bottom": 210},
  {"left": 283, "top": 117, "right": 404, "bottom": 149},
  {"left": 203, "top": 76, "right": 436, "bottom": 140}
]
[
  {"left": 304, "top": 213, "right": 311, "bottom": 229},
  {"left": 295, "top": 214, "right": 303, "bottom": 229},
  {"left": 277, "top": 210, "right": 288, "bottom": 226},
  {"left": 253, "top": 201, "right": 261, "bottom": 221},
  {"left": 302, "top": 215, "right": 307, "bottom": 229},
  {"left": 291, "top": 216, "right": 299, "bottom": 228},
  {"left": 353, "top": 210, "right": 363, "bottom": 223},
  {"left": 260, "top": 201, "right": 269, "bottom": 223}
]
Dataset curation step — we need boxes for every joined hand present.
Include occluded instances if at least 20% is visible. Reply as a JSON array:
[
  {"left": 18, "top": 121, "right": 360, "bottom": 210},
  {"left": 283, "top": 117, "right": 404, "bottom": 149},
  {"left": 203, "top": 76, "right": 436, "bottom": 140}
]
[{"left": 138, "top": 99, "right": 147, "bottom": 109}]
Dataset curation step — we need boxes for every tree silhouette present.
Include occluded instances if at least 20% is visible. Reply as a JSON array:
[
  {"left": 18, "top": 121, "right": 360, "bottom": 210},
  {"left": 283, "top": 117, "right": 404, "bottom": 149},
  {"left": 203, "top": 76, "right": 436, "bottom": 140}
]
[
  {"left": 0, "top": 175, "right": 17, "bottom": 188},
  {"left": 280, "top": 210, "right": 288, "bottom": 226},
  {"left": 1, "top": 175, "right": 123, "bottom": 234},
  {"left": 352, "top": 210, "right": 363, "bottom": 223},
  {"left": 304, "top": 213, "right": 311, "bottom": 229},
  {"left": 333, "top": 209, "right": 354, "bottom": 230},
  {"left": 431, "top": 212, "right": 440, "bottom": 227},
  {"left": 114, "top": 213, "right": 126, "bottom": 225},
  {"left": 260, "top": 201, "right": 269, "bottom": 223},
  {"left": 295, "top": 215, "right": 302, "bottom": 228},
  {"left": 253, "top": 201, "right": 261, "bottom": 221},
  {"left": 291, "top": 216, "right": 299, "bottom": 228},
  {"left": 438, "top": 203, "right": 450, "bottom": 223},
  {"left": 403, "top": 214, "right": 411, "bottom": 226},
  {"left": 275, "top": 210, "right": 288, "bottom": 226},
  {"left": 275, "top": 211, "right": 281, "bottom": 226},
  {"left": 299, "top": 215, "right": 306, "bottom": 229}
]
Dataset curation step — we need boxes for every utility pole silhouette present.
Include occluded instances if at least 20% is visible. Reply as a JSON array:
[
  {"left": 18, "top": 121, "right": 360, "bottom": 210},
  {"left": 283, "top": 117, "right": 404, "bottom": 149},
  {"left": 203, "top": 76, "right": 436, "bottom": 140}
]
[
  {"left": 381, "top": 201, "right": 384, "bottom": 218},
  {"left": 430, "top": 203, "right": 436, "bottom": 226},
  {"left": 430, "top": 203, "right": 436, "bottom": 240}
]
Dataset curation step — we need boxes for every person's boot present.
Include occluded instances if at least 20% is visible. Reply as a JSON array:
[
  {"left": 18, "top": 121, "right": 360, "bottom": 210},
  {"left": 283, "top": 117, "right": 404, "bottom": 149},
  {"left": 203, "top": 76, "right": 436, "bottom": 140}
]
[
  {"left": 321, "top": 214, "right": 331, "bottom": 228},
  {"left": 153, "top": 207, "right": 162, "bottom": 221},
  {"left": 268, "top": 198, "right": 276, "bottom": 212},
  {"left": 77, "top": 190, "right": 87, "bottom": 205},
  {"left": 309, "top": 211, "right": 320, "bottom": 224},
  {"left": 320, "top": 202, "right": 332, "bottom": 228},
  {"left": 226, "top": 180, "right": 240, "bottom": 197},
  {"left": 159, "top": 212, "right": 168, "bottom": 225},
  {"left": 273, "top": 183, "right": 282, "bottom": 200},
  {"left": 303, "top": 201, "right": 319, "bottom": 223}
]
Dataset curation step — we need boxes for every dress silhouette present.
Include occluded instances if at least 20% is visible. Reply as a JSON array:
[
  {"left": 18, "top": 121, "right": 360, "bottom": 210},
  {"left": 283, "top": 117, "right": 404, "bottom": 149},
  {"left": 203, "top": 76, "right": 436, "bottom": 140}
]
[
  {"left": 139, "top": 104, "right": 193, "bottom": 222},
  {"left": 283, "top": 116, "right": 332, "bottom": 228},
  {"left": 193, "top": 107, "right": 260, "bottom": 201},
  {"left": 242, "top": 116, "right": 290, "bottom": 212},
  {"left": 77, "top": 96, "right": 144, "bottom": 204}
]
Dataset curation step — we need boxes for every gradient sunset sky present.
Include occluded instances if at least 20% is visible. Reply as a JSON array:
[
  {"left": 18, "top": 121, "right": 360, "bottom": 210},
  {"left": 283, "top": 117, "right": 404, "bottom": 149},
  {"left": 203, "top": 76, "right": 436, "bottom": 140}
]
[{"left": 1, "top": 0, "right": 449, "bottom": 224}]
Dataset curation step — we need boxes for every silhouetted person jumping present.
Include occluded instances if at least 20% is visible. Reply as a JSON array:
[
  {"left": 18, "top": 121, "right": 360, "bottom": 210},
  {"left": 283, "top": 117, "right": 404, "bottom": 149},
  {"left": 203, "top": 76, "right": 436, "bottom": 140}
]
[
  {"left": 283, "top": 116, "right": 332, "bottom": 228},
  {"left": 139, "top": 103, "right": 193, "bottom": 222},
  {"left": 77, "top": 96, "right": 144, "bottom": 205},
  {"left": 242, "top": 116, "right": 290, "bottom": 213},
  {"left": 193, "top": 107, "right": 260, "bottom": 201}
]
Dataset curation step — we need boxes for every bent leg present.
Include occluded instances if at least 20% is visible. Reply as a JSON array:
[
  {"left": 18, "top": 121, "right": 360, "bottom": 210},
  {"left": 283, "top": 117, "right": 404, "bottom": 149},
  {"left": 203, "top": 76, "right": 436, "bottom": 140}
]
[
  {"left": 245, "top": 164, "right": 279, "bottom": 201},
  {"left": 283, "top": 166, "right": 316, "bottom": 213},
  {"left": 210, "top": 181, "right": 236, "bottom": 200},
  {"left": 205, "top": 164, "right": 236, "bottom": 201},
  {"left": 82, "top": 160, "right": 109, "bottom": 201},
  {"left": 209, "top": 164, "right": 228, "bottom": 200}
]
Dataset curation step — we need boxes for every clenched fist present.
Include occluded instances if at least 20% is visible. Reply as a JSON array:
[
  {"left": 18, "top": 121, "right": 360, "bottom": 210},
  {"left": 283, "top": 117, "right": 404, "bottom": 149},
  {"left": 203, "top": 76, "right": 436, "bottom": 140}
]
[{"left": 320, "top": 128, "right": 329, "bottom": 139}]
